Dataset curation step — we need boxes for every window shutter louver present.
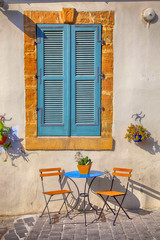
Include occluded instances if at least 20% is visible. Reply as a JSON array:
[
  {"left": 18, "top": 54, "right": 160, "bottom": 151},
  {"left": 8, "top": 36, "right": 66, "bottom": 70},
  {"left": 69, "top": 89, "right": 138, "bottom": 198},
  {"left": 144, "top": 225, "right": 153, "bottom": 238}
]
[
  {"left": 37, "top": 24, "right": 70, "bottom": 136},
  {"left": 71, "top": 25, "right": 102, "bottom": 136}
]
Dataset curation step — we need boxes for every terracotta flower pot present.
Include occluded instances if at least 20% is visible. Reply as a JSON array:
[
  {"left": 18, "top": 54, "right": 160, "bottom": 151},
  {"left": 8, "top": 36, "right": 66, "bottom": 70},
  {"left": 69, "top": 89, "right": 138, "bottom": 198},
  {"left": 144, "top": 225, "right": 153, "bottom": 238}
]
[
  {"left": 77, "top": 163, "right": 92, "bottom": 174},
  {"left": 0, "top": 135, "right": 7, "bottom": 145}
]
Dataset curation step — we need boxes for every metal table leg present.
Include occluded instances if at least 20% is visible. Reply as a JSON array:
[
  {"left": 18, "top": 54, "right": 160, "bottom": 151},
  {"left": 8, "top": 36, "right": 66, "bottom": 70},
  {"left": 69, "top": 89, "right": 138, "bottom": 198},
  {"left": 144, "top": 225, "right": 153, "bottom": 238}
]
[{"left": 66, "top": 175, "right": 100, "bottom": 225}]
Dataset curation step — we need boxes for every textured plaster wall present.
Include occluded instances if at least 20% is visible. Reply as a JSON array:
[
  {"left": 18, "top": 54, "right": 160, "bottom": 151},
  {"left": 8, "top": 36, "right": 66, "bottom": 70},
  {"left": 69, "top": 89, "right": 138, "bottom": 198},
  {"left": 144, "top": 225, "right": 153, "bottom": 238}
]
[{"left": 0, "top": 1, "right": 160, "bottom": 215}]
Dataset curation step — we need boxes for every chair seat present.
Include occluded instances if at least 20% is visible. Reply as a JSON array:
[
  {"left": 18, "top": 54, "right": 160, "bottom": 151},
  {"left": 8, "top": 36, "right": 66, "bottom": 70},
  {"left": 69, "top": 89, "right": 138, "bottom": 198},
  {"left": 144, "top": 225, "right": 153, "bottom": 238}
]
[
  {"left": 44, "top": 190, "right": 72, "bottom": 196},
  {"left": 96, "top": 190, "right": 125, "bottom": 197}
]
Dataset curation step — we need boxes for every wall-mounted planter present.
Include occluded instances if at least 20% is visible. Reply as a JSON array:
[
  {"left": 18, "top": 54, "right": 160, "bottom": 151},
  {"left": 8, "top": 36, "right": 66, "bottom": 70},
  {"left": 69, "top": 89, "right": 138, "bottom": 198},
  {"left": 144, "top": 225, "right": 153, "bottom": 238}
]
[
  {"left": 125, "top": 123, "right": 151, "bottom": 143},
  {"left": 0, "top": 135, "right": 7, "bottom": 145},
  {"left": 133, "top": 135, "right": 142, "bottom": 142}
]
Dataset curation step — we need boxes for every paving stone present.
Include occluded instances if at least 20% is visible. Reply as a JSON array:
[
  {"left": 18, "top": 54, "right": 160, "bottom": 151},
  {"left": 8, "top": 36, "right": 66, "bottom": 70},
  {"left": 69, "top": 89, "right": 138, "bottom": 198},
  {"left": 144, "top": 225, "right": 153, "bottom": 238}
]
[
  {"left": 49, "top": 236, "right": 61, "bottom": 240},
  {"left": 24, "top": 217, "right": 35, "bottom": 223},
  {"left": 16, "top": 219, "right": 23, "bottom": 223},
  {"left": 100, "top": 233, "right": 113, "bottom": 240},
  {"left": 51, "top": 224, "right": 63, "bottom": 232},
  {"left": 16, "top": 227, "right": 28, "bottom": 233},
  {"left": 88, "top": 234, "right": 100, "bottom": 240},
  {"left": 26, "top": 231, "right": 40, "bottom": 239},
  {"left": 38, "top": 237, "right": 49, "bottom": 240},
  {"left": 26, "top": 237, "right": 39, "bottom": 240},
  {"left": 0, "top": 226, "right": 8, "bottom": 239},
  {"left": 61, "top": 234, "right": 74, "bottom": 240},
  {"left": 4, "top": 233, "right": 19, "bottom": 240},
  {"left": 49, "top": 232, "right": 61, "bottom": 237},
  {"left": 16, "top": 231, "right": 26, "bottom": 238}
]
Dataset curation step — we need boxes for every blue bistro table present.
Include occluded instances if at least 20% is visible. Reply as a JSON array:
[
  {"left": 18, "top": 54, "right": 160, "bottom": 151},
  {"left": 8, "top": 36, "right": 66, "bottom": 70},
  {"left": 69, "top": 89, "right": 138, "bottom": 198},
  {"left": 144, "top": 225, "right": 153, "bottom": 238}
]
[{"left": 65, "top": 170, "right": 103, "bottom": 226}]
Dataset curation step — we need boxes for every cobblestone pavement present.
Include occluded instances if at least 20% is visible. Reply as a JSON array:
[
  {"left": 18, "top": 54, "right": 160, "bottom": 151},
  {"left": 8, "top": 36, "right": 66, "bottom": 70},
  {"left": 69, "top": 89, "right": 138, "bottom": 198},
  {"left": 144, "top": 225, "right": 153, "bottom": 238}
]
[{"left": 1, "top": 209, "right": 160, "bottom": 240}]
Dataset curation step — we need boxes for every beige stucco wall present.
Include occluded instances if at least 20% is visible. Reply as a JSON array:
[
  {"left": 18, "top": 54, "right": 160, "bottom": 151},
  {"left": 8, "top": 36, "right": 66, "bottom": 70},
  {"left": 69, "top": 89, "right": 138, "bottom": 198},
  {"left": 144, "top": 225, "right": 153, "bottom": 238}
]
[{"left": 0, "top": 1, "right": 160, "bottom": 215}]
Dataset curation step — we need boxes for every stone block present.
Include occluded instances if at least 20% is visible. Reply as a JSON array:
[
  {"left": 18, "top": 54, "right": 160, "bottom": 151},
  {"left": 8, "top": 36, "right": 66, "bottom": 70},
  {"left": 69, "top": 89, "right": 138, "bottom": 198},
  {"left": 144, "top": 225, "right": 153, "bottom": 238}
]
[
  {"left": 25, "top": 123, "right": 37, "bottom": 137},
  {"left": 61, "top": 8, "right": 76, "bottom": 24},
  {"left": 24, "top": 52, "right": 37, "bottom": 75},
  {"left": 102, "top": 28, "right": 113, "bottom": 43},
  {"left": 76, "top": 12, "right": 92, "bottom": 24},
  {"left": 43, "top": 12, "right": 60, "bottom": 23},
  {"left": 26, "top": 110, "right": 37, "bottom": 124},
  {"left": 25, "top": 76, "right": 37, "bottom": 88},
  {"left": 25, "top": 88, "right": 37, "bottom": 108},
  {"left": 24, "top": 43, "right": 35, "bottom": 52},
  {"left": 102, "top": 52, "right": 113, "bottom": 74}
]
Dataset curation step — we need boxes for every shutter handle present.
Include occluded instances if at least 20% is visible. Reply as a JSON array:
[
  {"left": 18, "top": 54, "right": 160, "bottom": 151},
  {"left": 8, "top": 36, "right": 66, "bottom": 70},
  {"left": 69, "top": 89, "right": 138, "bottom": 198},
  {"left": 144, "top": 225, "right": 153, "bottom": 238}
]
[
  {"left": 35, "top": 68, "right": 42, "bottom": 84},
  {"left": 98, "top": 107, "right": 104, "bottom": 111}
]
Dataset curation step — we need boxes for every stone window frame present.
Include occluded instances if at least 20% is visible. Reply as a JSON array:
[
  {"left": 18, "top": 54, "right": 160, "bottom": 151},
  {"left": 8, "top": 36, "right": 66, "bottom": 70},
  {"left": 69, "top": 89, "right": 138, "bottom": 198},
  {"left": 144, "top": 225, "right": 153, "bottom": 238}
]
[{"left": 24, "top": 9, "right": 114, "bottom": 150}]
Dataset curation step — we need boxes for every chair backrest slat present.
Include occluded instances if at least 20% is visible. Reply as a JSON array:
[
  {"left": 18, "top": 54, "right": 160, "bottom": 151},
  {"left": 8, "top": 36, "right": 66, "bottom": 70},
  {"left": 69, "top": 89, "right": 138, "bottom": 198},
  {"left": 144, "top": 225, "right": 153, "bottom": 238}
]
[
  {"left": 40, "top": 172, "right": 62, "bottom": 177},
  {"left": 113, "top": 168, "right": 132, "bottom": 173},
  {"left": 39, "top": 168, "right": 61, "bottom": 172},
  {"left": 112, "top": 172, "right": 131, "bottom": 178},
  {"left": 39, "top": 168, "right": 62, "bottom": 178}
]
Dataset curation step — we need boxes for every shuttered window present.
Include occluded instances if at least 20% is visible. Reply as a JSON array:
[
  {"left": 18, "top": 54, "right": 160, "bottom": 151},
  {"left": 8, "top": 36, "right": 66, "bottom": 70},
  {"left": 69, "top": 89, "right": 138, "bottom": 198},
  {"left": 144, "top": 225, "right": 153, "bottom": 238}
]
[{"left": 37, "top": 24, "right": 102, "bottom": 136}]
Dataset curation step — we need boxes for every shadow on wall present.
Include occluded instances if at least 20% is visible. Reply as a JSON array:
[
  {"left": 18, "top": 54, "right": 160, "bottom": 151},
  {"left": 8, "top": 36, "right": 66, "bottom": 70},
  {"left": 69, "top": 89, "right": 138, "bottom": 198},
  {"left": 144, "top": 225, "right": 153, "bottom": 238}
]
[
  {"left": 88, "top": 170, "right": 140, "bottom": 210},
  {"left": 0, "top": 114, "right": 31, "bottom": 166},
  {"left": 62, "top": 170, "right": 141, "bottom": 213},
  {"left": 0, "top": 127, "right": 30, "bottom": 166},
  {"left": 63, "top": 169, "right": 160, "bottom": 213},
  {"left": 0, "top": 9, "right": 36, "bottom": 38},
  {"left": 134, "top": 137, "right": 160, "bottom": 155},
  {"left": 130, "top": 179, "right": 160, "bottom": 201}
]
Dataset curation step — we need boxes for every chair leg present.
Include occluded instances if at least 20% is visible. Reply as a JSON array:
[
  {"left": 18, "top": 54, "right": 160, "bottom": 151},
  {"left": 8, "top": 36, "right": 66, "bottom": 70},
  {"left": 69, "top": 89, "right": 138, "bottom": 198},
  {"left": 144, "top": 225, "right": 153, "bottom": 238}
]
[
  {"left": 63, "top": 193, "right": 71, "bottom": 217},
  {"left": 96, "top": 194, "right": 115, "bottom": 221},
  {"left": 113, "top": 195, "right": 131, "bottom": 225},
  {"left": 58, "top": 198, "right": 66, "bottom": 214},
  {"left": 41, "top": 195, "right": 52, "bottom": 224},
  {"left": 55, "top": 193, "right": 72, "bottom": 219}
]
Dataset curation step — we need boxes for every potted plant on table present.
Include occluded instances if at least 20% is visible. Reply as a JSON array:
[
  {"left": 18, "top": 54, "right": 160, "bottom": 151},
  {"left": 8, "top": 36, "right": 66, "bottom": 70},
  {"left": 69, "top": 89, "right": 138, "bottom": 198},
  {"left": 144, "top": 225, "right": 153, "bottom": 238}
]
[
  {"left": 124, "top": 123, "right": 151, "bottom": 142},
  {"left": 75, "top": 152, "right": 92, "bottom": 174}
]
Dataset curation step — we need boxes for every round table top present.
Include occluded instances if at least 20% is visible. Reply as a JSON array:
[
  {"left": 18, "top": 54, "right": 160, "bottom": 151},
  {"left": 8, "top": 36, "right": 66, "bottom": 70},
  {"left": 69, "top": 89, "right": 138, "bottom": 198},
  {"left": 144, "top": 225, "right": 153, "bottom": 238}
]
[{"left": 64, "top": 170, "right": 103, "bottom": 178}]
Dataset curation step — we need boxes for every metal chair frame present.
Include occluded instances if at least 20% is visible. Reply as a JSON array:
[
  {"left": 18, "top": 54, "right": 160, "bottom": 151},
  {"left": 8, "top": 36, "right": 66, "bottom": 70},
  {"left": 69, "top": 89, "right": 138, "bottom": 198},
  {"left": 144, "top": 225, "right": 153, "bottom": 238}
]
[
  {"left": 39, "top": 168, "right": 72, "bottom": 223},
  {"left": 96, "top": 168, "right": 132, "bottom": 225}
]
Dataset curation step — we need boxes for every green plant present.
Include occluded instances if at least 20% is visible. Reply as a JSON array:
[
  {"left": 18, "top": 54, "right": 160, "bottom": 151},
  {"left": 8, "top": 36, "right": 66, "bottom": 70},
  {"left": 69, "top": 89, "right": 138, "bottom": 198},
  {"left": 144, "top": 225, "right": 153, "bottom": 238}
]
[
  {"left": 75, "top": 152, "right": 92, "bottom": 165},
  {"left": 124, "top": 123, "right": 151, "bottom": 142},
  {"left": 77, "top": 156, "right": 92, "bottom": 165},
  {"left": 0, "top": 119, "right": 12, "bottom": 150}
]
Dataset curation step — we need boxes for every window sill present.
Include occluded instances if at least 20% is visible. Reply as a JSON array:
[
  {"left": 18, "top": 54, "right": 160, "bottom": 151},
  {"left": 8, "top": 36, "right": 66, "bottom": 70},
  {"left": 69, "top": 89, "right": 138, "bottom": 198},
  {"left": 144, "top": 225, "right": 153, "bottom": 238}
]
[{"left": 25, "top": 136, "right": 113, "bottom": 150}]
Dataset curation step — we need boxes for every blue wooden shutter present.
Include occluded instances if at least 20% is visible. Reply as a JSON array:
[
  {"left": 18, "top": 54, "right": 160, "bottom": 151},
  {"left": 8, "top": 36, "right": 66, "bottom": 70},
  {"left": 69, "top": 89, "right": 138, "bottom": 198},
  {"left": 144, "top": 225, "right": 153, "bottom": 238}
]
[
  {"left": 37, "top": 24, "right": 70, "bottom": 136},
  {"left": 70, "top": 25, "right": 102, "bottom": 136}
]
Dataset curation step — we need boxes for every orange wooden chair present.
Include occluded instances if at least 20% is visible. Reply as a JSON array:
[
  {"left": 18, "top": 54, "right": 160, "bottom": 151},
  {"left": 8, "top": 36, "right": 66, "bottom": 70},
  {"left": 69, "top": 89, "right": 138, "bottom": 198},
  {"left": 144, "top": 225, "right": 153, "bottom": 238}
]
[
  {"left": 39, "top": 168, "right": 72, "bottom": 223},
  {"left": 95, "top": 168, "right": 132, "bottom": 225}
]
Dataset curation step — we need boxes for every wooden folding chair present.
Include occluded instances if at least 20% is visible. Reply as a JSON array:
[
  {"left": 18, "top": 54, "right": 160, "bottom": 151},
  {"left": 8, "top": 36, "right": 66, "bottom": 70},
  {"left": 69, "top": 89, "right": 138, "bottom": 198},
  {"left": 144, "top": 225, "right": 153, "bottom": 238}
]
[
  {"left": 39, "top": 168, "right": 72, "bottom": 223},
  {"left": 95, "top": 168, "right": 132, "bottom": 225}
]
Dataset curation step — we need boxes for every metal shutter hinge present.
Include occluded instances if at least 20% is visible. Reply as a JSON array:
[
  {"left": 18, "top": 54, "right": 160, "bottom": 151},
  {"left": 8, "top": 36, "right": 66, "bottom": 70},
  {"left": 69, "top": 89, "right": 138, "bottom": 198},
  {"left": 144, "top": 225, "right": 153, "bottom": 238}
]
[
  {"left": 34, "top": 37, "right": 41, "bottom": 45},
  {"left": 97, "top": 39, "right": 105, "bottom": 45},
  {"left": 99, "top": 107, "right": 105, "bottom": 111},
  {"left": 98, "top": 73, "right": 105, "bottom": 79},
  {"left": 35, "top": 68, "right": 42, "bottom": 84}
]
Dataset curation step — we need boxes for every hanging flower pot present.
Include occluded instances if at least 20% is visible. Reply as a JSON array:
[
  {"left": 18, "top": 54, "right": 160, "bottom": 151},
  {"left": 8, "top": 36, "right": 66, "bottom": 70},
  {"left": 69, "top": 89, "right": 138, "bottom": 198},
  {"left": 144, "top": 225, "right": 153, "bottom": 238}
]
[
  {"left": 133, "top": 135, "right": 142, "bottom": 142},
  {"left": 0, "top": 119, "right": 12, "bottom": 149},
  {"left": 0, "top": 135, "right": 7, "bottom": 145},
  {"left": 125, "top": 124, "right": 151, "bottom": 142}
]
